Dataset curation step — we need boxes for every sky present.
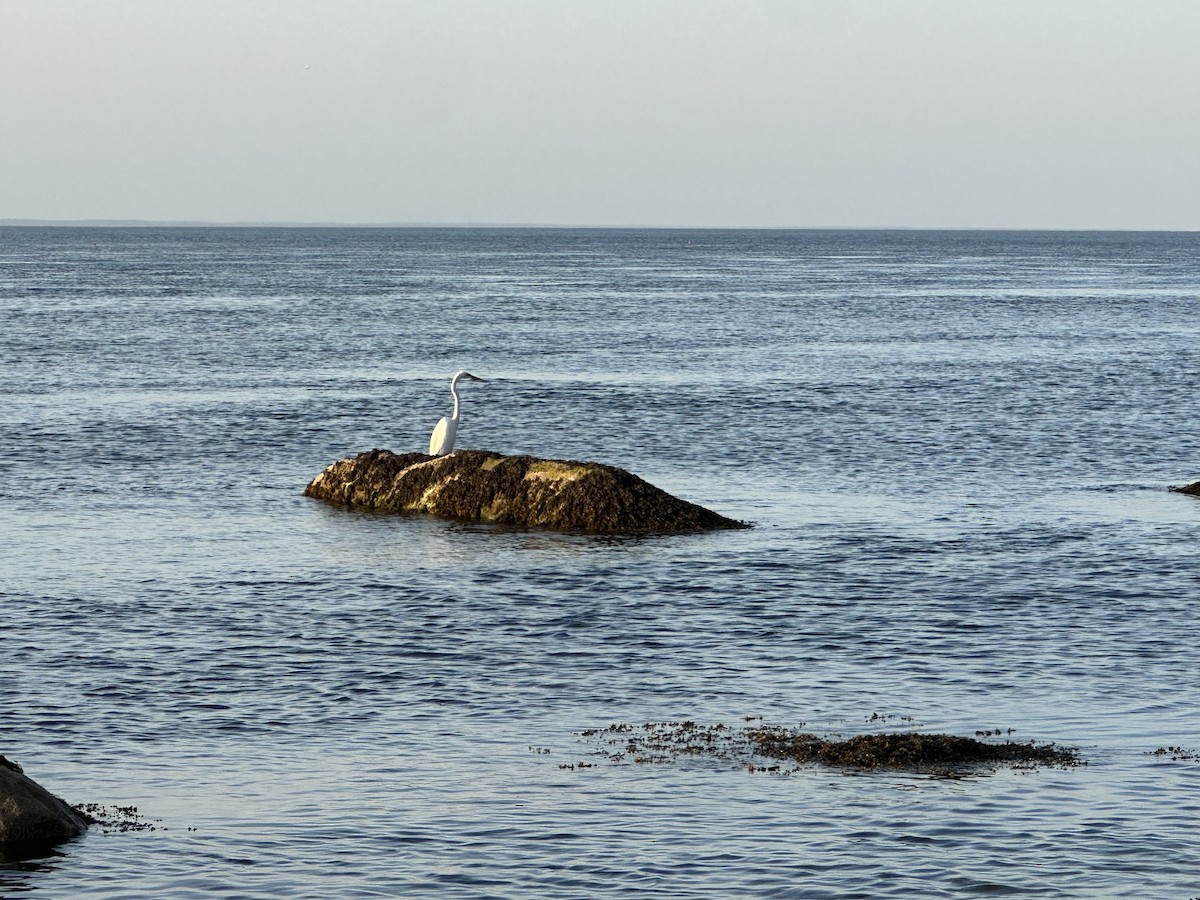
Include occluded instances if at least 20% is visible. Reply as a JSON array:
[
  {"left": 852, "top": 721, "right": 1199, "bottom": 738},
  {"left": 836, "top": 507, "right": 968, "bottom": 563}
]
[{"left": 1, "top": 0, "right": 1197, "bottom": 229}]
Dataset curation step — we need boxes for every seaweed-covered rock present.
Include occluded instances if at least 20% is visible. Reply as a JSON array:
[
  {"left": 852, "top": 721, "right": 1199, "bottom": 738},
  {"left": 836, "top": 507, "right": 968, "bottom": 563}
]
[
  {"left": 304, "top": 449, "right": 748, "bottom": 534},
  {"left": 575, "top": 722, "right": 1080, "bottom": 774},
  {"left": 0, "top": 758, "right": 90, "bottom": 846},
  {"left": 746, "top": 728, "right": 1079, "bottom": 770},
  {"left": 1169, "top": 481, "right": 1200, "bottom": 497}
]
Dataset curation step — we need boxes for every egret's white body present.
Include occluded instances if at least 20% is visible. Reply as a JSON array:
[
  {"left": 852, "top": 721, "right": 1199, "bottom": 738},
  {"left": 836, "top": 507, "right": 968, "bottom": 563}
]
[{"left": 429, "top": 370, "right": 485, "bottom": 456}]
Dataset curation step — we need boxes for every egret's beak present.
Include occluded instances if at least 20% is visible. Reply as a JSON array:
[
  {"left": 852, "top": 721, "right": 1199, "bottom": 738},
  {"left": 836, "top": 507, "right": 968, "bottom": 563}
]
[{"left": 463, "top": 373, "right": 486, "bottom": 382}]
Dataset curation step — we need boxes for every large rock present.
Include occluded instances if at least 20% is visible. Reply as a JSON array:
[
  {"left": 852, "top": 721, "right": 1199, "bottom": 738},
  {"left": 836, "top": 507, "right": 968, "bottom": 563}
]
[
  {"left": 0, "top": 757, "right": 90, "bottom": 846},
  {"left": 1169, "top": 481, "right": 1200, "bottom": 496},
  {"left": 304, "top": 449, "right": 749, "bottom": 534}
]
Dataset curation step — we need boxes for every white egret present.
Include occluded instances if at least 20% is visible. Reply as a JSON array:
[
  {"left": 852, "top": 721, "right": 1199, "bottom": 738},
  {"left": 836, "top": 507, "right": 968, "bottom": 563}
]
[{"left": 428, "top": 370, "right": 486, "bottom": 456}]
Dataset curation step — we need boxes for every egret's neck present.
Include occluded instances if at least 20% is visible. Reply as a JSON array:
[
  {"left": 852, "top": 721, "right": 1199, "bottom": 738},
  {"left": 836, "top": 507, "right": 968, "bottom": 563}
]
[{"left": 450, "top": 379, "right": 462, "bottom": 421}]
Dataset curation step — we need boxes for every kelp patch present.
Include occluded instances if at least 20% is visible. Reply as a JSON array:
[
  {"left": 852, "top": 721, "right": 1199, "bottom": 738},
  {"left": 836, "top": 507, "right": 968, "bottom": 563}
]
[
  {"left": 73, "top": 803, "right": 162, "bottom": 834},
  {"left": 1147, "top": 746, "right": 1200, "bottom": 762}
]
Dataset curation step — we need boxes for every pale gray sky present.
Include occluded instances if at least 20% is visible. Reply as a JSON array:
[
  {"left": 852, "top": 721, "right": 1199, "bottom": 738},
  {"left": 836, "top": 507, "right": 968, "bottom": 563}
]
[{"left": 1, "top": 0, "right": 1196, "bottom": 228}]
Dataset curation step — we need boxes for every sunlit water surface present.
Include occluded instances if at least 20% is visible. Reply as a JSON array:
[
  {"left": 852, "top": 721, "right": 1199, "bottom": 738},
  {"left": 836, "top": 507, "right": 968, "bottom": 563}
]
[{"left": 2, "top": 227, "right": 1198, "bottom": 897}]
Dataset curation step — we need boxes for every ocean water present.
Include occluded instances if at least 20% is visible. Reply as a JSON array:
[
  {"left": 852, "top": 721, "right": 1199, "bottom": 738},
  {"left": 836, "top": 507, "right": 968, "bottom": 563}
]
[{"left": 1, "top": 226, "right": 1198, "bottom": 898}]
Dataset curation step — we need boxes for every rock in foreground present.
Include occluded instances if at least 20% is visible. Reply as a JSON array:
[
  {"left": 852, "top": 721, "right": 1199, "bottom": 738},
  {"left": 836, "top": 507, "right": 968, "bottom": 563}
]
[
  {"left": 304, "top": 449, "right": 749, "bottom": 534},
  {"left": 1169, "top": 481, "right": 1200, "bottom": 496},
  {"left": 0, "top": 757, "right": 90, "bottom": 846}
]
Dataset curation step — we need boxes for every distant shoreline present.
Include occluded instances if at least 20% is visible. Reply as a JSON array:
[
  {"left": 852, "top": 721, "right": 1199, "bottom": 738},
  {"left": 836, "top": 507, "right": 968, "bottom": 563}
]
[{"left": 0, "top": 219, "right": 1193, "bottom": 233}]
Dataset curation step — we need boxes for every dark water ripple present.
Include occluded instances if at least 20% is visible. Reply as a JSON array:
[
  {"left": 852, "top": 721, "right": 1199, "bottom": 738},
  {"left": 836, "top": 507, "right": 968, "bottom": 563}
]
[{"left": 2, "top": 227, "right": 1199, "bottom": 897}]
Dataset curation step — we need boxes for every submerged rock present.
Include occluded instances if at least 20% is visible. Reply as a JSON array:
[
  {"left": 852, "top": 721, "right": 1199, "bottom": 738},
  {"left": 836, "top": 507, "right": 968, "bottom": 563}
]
[
  {"left": 575, "top": 722, "right": 1080, "bottom": 775},
  {"left": 745, "top": 728, "right": 1079, "bottom": 771},
  {"left": 304, "top": 449, "right": 749, "bottom": 534},
  {"left": 0, "top": 758, "right": 90, "bottom": 846},
  {"left": 1169, "top": 481, "right": 1200, "bottom": 496}
]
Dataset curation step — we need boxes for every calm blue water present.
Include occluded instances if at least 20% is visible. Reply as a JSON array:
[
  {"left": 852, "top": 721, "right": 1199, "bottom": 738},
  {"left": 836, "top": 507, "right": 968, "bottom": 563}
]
[{"left": 1, "top": 227, "right": 1198, "bottom": 898}]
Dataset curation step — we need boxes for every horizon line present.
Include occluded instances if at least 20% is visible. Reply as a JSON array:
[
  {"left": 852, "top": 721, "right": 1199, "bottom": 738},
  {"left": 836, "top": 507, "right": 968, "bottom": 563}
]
[{"left": 0, "top": 218, "right": 1194, "bottom": 233}]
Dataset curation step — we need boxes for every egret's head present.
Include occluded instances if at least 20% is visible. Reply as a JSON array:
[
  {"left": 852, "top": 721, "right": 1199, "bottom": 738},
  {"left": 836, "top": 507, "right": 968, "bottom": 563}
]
[{"left": 453, "top": 371, "right": 486, "bottom": 384}]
